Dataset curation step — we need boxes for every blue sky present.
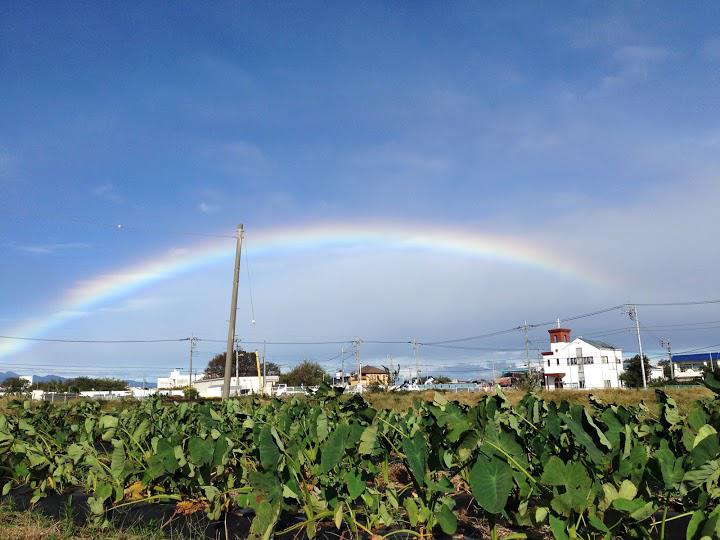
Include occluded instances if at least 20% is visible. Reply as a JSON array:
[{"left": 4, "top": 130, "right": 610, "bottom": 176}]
[{"left": 2, "top": 2, "right": 720, "bottom": 380}]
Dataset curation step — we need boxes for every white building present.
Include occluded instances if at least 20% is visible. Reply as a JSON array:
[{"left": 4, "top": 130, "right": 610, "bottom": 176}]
[
  {"left": 191, "top": 375, "right": 279, "bottom": 398},
  {"left": 542, "top": 327, "right": 624, "bottom": 390},
  {"left": 671, "top": 352, "right": 718, "bottom": 382},
  {"left": 157, "top": 369, "right": 278, "bottom": 397},
  {"left": 649, "top": 365, "right": 666, "bottom": 381},
  {"left": 157, "top": 369, "right": 203, "bottom": 389}
]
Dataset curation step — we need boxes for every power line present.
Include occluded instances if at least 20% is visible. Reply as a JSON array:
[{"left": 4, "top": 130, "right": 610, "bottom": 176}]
[
  {"left": 0, "top": 335, "right": 189, "bottom": 344},
  {"left": 633, "top": 299, "right": 720, "bottom": 307}
]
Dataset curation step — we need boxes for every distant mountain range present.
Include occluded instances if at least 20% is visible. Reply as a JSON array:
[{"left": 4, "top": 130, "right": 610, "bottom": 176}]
[{"left": 0, "top": 371, "right": 156, "bottom": 388}]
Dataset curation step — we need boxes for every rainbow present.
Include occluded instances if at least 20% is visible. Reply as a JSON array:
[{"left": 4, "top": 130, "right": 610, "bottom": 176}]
[{"left": 0, "top": 221, "right": 608, "bottom": 358}]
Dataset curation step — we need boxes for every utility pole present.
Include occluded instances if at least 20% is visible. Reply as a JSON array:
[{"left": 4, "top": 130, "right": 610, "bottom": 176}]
[
  {"left": 188, "top": 336, "right": 198, "bottom": 387},
  {"left": 255, "top": 350, "right": 263, "bottom": 397},
  {"left": 354, "top": 339, "right": 362, "bottom": 393},
  {"left": 412, "top": 339, "right": 421, "bottom": 384},
  {"left": 660, "top": 338, "right": 674, "bottom": 381},
  {"left": 340, "top": 346, "right": 345, "bottom": 386},
  {"left": 627, "top": 305, "right": 647, "bottom": 389},
  {"left": 522, "top": 321, "right": 530, "bottom": 376},
  {"left": 223, "top": 224, "right": 244, "bottom": 400},
  {"left": 262, "top": 340, "right": 267, "bottom": 381}
]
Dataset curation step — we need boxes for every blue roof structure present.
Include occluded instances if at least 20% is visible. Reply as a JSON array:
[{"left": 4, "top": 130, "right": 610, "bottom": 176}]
[{"left": 672, "top": 352, "right": 720, "bottom": 363}]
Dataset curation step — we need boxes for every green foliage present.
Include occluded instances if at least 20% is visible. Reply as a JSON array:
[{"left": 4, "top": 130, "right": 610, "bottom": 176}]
[
  {"left": 204, "top": 349, "right": 280, "bottom": 378},
  {"left": 2, "top": 376, "right": 720, "bottom": 538},
  {"left": 34, "top": 377, "right": 128, "bottom": 393},
  {"left": 0, "top": 377, "right": 29, "bottom": 394},
  {"left": 181, "top": 386, "right": 198, "bottom": 399},
  {"left": 620, "top": 354, "right": 653, "bottom": 388},
  {"left": 278, "top": 360, "right": 326, "bottom": 386}
]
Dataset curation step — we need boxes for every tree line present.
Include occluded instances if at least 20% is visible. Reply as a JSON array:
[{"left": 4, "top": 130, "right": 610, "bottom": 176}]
[
  {"left": 0, "top": 376, "right": 129, "bottom": 394},
  {"left": 204, "top": 348, "right": 327, "bottom": 387}
]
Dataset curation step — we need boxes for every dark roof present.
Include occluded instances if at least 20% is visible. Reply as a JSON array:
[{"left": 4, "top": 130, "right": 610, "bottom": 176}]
[
  {"left": 672, "top": 352, "right": 720, "bottom": 363},
  {"left": 579, "top": 338, "right": 617, "bottom": 350},
  {"left": 359, "top": 365, "right": 387, "bottom": 374}
]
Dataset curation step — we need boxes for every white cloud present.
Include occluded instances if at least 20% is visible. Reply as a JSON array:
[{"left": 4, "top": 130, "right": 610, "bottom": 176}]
[
  {"left": 92, "top": 183, "right": 124, "bottom": 203},
  {"left": 13, "top": 242, "right": 91, "bottom": 254},
  {"left": 197, "top": 202, "right": 218, "bottom": 214}
]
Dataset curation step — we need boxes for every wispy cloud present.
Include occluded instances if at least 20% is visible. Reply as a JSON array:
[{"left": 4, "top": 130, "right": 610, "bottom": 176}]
[
  {"left": 13, "top": 242, "right": 91, "bottom": 254},
  {"left": 92, "top": 183, "right": 125, "bottom": 203},
  {"left": 197, "top": 202, "right": 218, "bottom": 214}
]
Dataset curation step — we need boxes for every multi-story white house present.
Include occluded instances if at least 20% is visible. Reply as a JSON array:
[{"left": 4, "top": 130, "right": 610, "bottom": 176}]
[
  {"left": 541, "top": 327, "right": 624, "bottom": 390},
  {"left": 671, "top": 352, "right": 718, "bottom": 382},
  {"left": 157, "top": 368, "right": 202, "bottom": 389}
]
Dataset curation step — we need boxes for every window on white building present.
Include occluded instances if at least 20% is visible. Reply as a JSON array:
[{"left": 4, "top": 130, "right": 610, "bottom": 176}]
[
  {"left": 604, "top": 380, "right": 611, "bottom": 388},
  {"left": 601, "top": 356, "right": 608, "bottom": 364}
]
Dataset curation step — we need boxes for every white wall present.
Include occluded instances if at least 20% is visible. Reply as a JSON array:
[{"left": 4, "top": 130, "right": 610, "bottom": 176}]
[
  {"left": 542, "top": 337, "right": 624, "bottom": 390},
  {"left": 157, "top": 369, "right": 204, "bottom": 389},
  {"left": 191, "top": 376, "right": 279, "bottom": 398}
]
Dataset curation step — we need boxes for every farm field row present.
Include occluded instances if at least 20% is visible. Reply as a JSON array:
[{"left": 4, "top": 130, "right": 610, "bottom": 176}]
[{"left": 2, "top": 380, "right": 720, "bottom": 539}]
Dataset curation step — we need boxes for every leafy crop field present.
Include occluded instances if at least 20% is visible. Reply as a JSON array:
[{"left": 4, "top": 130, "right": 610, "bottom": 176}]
[{"left": 2, "top": 380, "right": 720, "bottom": 540}]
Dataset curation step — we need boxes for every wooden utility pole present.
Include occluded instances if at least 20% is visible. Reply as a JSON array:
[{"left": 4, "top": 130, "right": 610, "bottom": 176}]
[
  {"left": 255, "top": 350, "right": 263, "bottom": 397},
  {"left": 522, "top": 321, "right": 530, "bottom": 376},
  {"left": 223, "top": 225, "right": 244, "bottom": 400},
  {"left": 188, "top": 336, "right": 197, "bottom": 387}
]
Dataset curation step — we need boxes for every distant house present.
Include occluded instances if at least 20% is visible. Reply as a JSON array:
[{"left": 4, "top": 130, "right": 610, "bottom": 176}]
[
  {"left": 157, "top": 368, "right": 197, "bottom": 389},
  {"left": 157, "top": 368, "right": 278, "bottom": 397},
  {"left": 542, "top": 327, "right": 624, "bottom": 390},
  {"left": 649, "top": 364, "right": 666, "bottom": 381},
  {"left": 671, "top": 352, "right": 719, "bottom": 381},
  {"left": 350, "top": 365, "right": 390, "bottom": 386}
]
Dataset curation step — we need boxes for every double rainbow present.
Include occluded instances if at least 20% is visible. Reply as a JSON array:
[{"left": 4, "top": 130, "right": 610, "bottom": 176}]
[{"left": 0, "top": 222, "right": 606, "bottom": 358}]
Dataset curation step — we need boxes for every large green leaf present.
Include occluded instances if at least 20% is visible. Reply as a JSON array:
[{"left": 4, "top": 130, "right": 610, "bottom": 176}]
[
  {"left": 345, "top": 470, "right": 365, "bottom": 500},
  {"left": 468, "top": 454, "right": 513, "bottom": 514},
  {"left": 436, "top": 502, "right": 457, "bottom": 534},
  {"left": 549, "top": 515, "right": 569, "bottom": 540},
  {"left": 358, "top": 425, "right": 377, "bottom": 455},
  {"left": 189, "top": 437, "right": 213, "bottom": 466},
  {"left": 540, "top": 456, "right": 566, "bottom": 486},
  {"left": 401, "top": 431, "right": 427, "bottom": 487},
  {"left": 259, "top": 425, "right": 280, "bottom": 470},
  {"left": 320, "top": 424, "right": 349, "bottom": 474},
  {"left": 110, "top": 440, "right": 126, "bottom": 480}
]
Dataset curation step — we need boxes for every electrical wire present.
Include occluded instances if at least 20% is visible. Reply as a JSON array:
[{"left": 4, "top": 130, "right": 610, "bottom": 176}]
[{"left": 0, "top": 335, "right": 189, "bottom": 344}]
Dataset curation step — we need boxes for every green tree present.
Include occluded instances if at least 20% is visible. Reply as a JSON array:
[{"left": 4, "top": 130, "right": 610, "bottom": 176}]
[
  {"left": 0, "top": 377, "right": 30, "bottom": 394},
  {"left": 620, "top": 355, "right": 653, "bottom": 388},
  {"left": 182, "top": 386, "right": 199, "bottom": 399},
  {"left": 35, "top": 377, "right": 128, "bottom": 393},
  {"left": 205, "top": 349, "right": 281, "bottom": 378},
  {"left": 434, "top": 376, "right": 452, "bottom": 384},
  {"left": 279, "top": 361, "right": 326, "bottom": 386}
]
